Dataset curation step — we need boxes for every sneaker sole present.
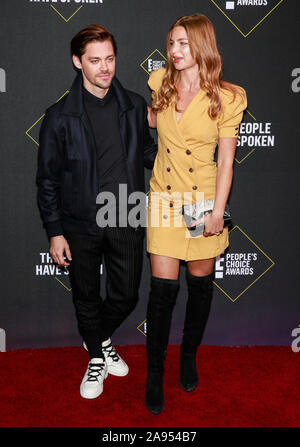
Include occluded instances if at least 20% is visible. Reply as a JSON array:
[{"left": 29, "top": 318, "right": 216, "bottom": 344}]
[
  {"left": 107, "top": 367, "right": 129, "bottom": 377},
  {"left": 80, "top": 370, "right": 108, "bottom": 399},
  {"left": 80, "top": 387, "right": 103, "bottom": 399}
]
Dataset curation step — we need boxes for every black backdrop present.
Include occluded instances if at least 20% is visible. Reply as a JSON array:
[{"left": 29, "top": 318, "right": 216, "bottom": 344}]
[{"left": 1, "top": 0, "right": 299, "bottom": 351}]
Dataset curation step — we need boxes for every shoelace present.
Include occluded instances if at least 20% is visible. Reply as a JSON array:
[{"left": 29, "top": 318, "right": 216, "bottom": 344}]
[
  {"left": 102, "top": 343, "right": 119, "bottom": 362},
  {"left": 87, "top": 361, "right": 105, "bottom": 382}
]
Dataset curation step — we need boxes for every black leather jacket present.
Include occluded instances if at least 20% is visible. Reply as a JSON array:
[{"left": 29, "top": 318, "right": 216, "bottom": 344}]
[{"left": 36, "top": 73, "right": 157, "bottom": 237}]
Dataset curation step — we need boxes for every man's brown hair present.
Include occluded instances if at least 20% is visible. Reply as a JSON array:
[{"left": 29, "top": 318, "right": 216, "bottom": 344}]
[{"left": 71, "top": 24, "right": 117, "bottom": 59}]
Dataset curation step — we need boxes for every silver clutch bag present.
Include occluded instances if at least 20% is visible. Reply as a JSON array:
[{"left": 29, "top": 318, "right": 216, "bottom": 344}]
[{"left": 182, "top": 199, "right": 231, "bottom": 237}]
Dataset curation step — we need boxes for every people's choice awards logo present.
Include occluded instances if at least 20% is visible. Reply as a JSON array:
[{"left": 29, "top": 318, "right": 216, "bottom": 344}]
[
  {"left": 210, "top": 0, "right": 283, "bottom": 37},
  {"left": 291, "top": 68, "right": 300, "bottom": 93},
  {"left": 214, "top": 226, "right": 275, "bottom": 302},
  {"left": 0, "top": 68, "right": 6, "bottom": 93},
  {"left": 140, "top": 50, "right": 167, "bottom": 75}
]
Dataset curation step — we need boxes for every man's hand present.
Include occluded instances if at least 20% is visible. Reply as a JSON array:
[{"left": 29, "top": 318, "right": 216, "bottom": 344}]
[{"left": 50, "top": 235, "right": 72, "bottom": 266}]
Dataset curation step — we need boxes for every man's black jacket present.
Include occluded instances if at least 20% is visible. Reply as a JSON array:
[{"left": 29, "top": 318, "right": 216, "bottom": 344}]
[{"left": 36, "top": 73, "right": 157, "bottom": 237}]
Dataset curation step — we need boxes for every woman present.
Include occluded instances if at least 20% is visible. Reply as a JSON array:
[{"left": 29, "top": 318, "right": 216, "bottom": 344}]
[{"left": 145, "top": 13, "right": 247, "bottom": 414}]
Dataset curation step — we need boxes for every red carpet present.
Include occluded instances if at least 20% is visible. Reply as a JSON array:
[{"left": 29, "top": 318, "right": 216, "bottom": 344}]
[{"left": 0, "top": 345, "right": 299, "bottom": 427}]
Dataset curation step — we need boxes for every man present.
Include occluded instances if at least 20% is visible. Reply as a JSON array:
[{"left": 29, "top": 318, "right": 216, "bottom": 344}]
[{"left": 36, "top": 25, "right": 157, "bottom": 399}]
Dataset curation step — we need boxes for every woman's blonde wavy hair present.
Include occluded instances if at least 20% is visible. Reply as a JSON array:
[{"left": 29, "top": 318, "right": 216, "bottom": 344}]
[{"left": 152, "top": 14, "right": 244, "bottom": 119}]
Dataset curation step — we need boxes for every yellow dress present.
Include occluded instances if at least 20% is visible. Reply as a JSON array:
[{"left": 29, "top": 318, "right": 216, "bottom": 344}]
[{"left": 147, "top": 68, "right": 247, "bottom": 261}]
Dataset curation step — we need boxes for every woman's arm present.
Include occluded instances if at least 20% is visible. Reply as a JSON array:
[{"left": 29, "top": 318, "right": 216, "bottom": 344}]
[
  {"left": 202, "top": 137, "right": 237, "bottom": 237},
  {"left": 147, "top": 106, "right": 157, "bottom": 128}
]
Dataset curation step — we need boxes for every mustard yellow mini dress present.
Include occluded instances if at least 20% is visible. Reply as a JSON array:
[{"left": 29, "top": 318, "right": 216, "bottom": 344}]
[{"left": 147, "top": 68, "right": 247, "bottom": 261}]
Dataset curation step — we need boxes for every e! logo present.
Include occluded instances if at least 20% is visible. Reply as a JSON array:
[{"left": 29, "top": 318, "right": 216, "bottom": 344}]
[
  {"left": 0, "top": 68, "right": 6, "bottom": 93},
  {"left": 291, "top": 327, "right": 300, "bottom": 352},
  {"left": 291, "top": 68, "right": 300, "bottom": 93}
]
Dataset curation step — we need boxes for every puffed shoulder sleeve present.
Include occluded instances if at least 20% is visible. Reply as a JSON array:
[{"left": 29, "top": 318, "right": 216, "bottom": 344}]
[
  {"left": 218, "top": 87, "right": 247, "bottom": 138},
  {"left": 148, "top": 68, "right": 166, "bottom": 101}
]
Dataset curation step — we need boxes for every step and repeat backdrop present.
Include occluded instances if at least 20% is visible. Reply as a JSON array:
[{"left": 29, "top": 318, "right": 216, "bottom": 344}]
[{"left": 1, "top": 0, "right": 299, "bottom": 351}]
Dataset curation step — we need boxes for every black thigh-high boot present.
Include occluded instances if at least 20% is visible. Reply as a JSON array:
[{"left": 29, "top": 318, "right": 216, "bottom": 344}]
[
  {"left": 145, "top": 276, "right": 179, "bottom": 414},
  {"left": 180, "top": 269, "right": 214, "bottom": 392}
]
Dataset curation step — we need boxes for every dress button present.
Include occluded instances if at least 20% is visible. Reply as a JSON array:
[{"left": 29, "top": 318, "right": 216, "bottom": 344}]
[
  {"left": 186, "top": 149, "right": 191, "bottom": 155},
  {"left": 192, "top": 185, "right": 197, "bottom": 190},
  {"left": 166, "top": 185, "right": 171, "bottom": 190},
  {"left": 166, "top": 167, "right": 171, "bottom": 172},
  {"left": 169, "top": 201, "right": 174, "bottom": 207},
  {"left": 189, "top": 168, "right": 194, "bottom": 173},
  {"left": 163, "top": 215, "right": 168, "bottom": 219},
  {"left": 167, "top": 148, "right": 170, "bottom": 153}
]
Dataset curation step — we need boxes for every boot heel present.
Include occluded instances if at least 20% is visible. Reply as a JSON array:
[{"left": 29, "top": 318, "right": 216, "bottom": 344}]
[
  {"left": 179, "top": 351, "right": 198, "bottom": 392},
  {"left": 145, "top": 371, "right": 164, "bottom": 414}
]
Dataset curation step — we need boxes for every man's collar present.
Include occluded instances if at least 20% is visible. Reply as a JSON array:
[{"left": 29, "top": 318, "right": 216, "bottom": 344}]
[
  {"left": 82, "top": 83, "right": 114, "bottom": 106},
  {"left": 62, "top": 71, "right": 133, "bottom": 116}
]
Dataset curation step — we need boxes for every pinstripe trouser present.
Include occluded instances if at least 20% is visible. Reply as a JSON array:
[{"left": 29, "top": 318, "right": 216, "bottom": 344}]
[{"left": 65, "top": 226, "right": 144, "bottom": 358}]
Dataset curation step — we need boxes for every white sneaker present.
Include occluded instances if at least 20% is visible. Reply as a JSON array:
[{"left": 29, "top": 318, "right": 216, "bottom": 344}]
[
  {"left": 83, "top": 338, "right": 129, "bottom": 377},
  {"left": 80, "top": 357, "right": 108, "bottom": 399}
]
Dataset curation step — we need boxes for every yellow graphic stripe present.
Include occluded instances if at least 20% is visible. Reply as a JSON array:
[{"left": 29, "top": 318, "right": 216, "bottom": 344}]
[
  {"left": 210, "top": 0, "right": 247, "bottom": 37},
  {"left": 210, "top": 0, "right": 283, "bottom": 38},
  {"left": 25, "top": 90, "right": 69, "bottom": 147},
  {"left": 50, "top": 5, "right": 83, "bottom": 23},
  {"left": 214, "top": 262, "right": 274, "bottom": 302},
  {"left": 213, "top": 225, "right": 275, "bottom": 302},
  {"left": 25, "top": 115, "right": 45, "bottom": 146},
  {"left": 137, "top": 319, "right": 147, "bottom": 337},
  {"left": 235, "top": 148, "right": 256, "bottom": 164},
  {"left": 235, "top": 110, "right": 256, "bottom": 164},
  {"left": 243, "top": 0, "right": 284, "bottom": 37},
  {"left": 246, "top": 110, "right": 257, "bottom": 121},
  {"left": 55, "top": 277, "right": 72, "bottom": 292},
  {"left": 233, "top": 225, "right": 275, "bottom": 265}
]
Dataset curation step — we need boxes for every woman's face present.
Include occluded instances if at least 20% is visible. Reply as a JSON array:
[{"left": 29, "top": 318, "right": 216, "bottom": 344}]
[{"left": 168, "top": 26, "right": 197, "bottom": 71}]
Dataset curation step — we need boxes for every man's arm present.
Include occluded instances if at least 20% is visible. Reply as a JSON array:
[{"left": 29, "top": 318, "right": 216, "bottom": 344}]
[
  {"left": 36, "top": 109, "right": 71, "bottom": 266},
  {"left": 36, "top": 108, "right": 64, "bottom": 237}
]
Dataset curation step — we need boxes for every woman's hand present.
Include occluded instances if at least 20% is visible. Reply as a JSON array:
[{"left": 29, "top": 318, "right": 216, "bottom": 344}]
[
  {"left": 147, "top": 106, "right": 157, "bottom": 128},
  {"left": 203, "top": 212, "right": 224, "bottom": 237},
  {"left": 190, "top": 212, "right": 224, "bottom": 237}
]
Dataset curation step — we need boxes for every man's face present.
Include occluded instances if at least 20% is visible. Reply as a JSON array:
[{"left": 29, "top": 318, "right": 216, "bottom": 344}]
[{"left": 72, "top": 40, "right": 116, "bottom": 96}]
